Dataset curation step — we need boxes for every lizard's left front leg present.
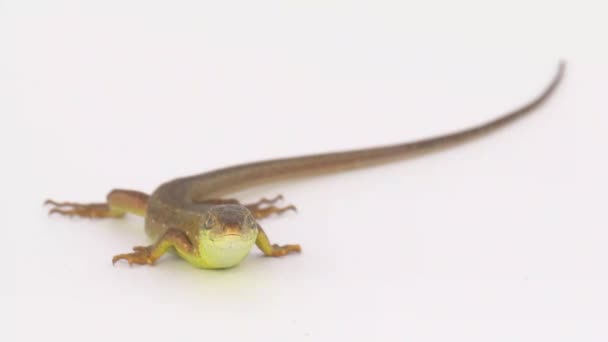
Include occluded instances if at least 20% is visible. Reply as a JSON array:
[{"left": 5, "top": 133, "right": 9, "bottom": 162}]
[
  {"left": 255, "top": 226, "right": 301, "bottom": 257},
  {"left": 112, "top": 229, "right": 193, "bottom": 266}
]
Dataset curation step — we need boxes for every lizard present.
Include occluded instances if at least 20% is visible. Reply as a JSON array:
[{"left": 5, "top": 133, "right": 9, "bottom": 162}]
[{"left": 45, "top": 62, "right": 565, "bottom": 269}]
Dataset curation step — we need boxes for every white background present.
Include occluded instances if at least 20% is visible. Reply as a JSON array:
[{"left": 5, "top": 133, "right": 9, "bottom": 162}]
[{"left": 3, "top": 1, "right": 608, "bottom": 341}]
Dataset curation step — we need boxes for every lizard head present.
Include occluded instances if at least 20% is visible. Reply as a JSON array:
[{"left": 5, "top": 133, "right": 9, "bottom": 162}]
[
  {"left": 197, "top": 204, "right": 259, "bottom": 268},
  {"left": 202, "top": 204, "right": 259, "bottom": 239}
]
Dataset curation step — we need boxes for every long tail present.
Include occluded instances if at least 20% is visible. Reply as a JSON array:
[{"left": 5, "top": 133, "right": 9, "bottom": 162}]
[{"left": 185, "top": 61, "right": 566, "bottom": 197}]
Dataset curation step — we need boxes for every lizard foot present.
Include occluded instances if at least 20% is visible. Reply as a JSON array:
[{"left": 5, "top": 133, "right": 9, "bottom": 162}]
[
  {"left": 269, "top": 244, "right": 301, "bottom": 257},
  {"left": 250, "top": 204, "right": 297, "bottom": 220},
  {"left": 246, "top": 195, "right": 297, "bottom": 220},
  {"left": 249, "top": 194, "right": 285, "bottom": 206},
  {"left": 44, "top": 199, "right": 125, "bottom": 218},
  {"left": 112, "top": 246, "right": 155, "bottom": 265}
]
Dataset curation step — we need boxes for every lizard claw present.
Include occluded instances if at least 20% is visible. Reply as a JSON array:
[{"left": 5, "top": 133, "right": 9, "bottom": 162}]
[
  {"left": 112, "top": 247, "right": 154, "bottom": 266},
  {"left": 250, "top": 204, "right": 297, "bottom": 220},
  {"left": 44, "top": 198, "right": 123, "bottom": 218},
  {"left": 269, "top": 244, "right": 301, "bottom": 257}
]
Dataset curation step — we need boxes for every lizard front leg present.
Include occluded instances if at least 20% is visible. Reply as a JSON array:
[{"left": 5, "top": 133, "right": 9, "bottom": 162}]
[
  {"left": 255, "top": 226, "right": 301, "bottom": 257},
  {"left": 195, "top": 194, "right": 297, "bottom": 220},
  {"left": 45, "top": 189, "right": 149, "bottom": 218},
  {"left": 112, "top": 228, "right": 194, "bottom": 265}
]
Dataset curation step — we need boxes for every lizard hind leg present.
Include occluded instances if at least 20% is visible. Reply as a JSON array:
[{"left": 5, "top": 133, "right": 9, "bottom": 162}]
[
  {"left": 245, "top": 195, "right": 297, "bottom": 220},
  {"left": 247, "top": 203, "right": 297, "bottom": 220},
  {"left": 45, "top": 189, "right": 149, "bottom": 218}
]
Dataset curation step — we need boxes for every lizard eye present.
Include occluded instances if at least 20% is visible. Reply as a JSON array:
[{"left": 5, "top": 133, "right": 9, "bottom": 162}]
[
  {"left": 246, "top": 216, "right": 257, "bottom": 228},
  {"left": 204, "top": 216, "right": 216, "bottom": 229}
]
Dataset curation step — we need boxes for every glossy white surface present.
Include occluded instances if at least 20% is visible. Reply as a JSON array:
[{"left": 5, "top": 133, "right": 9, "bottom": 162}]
[{"left": 3, "top": 1, "right": 607, "bottom": 341}]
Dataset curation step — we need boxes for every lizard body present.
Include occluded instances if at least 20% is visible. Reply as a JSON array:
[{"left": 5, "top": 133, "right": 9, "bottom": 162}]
[{"left": 46, "top": 62, "right": 565, "bottom": 269}]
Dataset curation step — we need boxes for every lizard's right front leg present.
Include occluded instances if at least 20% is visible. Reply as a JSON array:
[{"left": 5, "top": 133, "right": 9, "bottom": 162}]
[
  {"left": 45, "top": 189, "right": 149, "bottom": 218},
  {"left": 112, "top": 228, "right": 193, "bottom": 266}
]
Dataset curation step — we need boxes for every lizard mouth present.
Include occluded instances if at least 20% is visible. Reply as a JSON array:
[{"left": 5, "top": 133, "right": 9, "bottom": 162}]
[
  {"left": 204, "top": 234, "right": 257, "bottom": 256},
  {"left": 210, "top": 233, "right": 256, "bottom": 243}
]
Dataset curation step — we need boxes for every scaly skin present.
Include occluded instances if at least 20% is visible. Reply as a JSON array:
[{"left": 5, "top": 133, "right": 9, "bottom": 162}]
[{"left": 46, "top": 62, "right": 565, "bottom": 269}]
